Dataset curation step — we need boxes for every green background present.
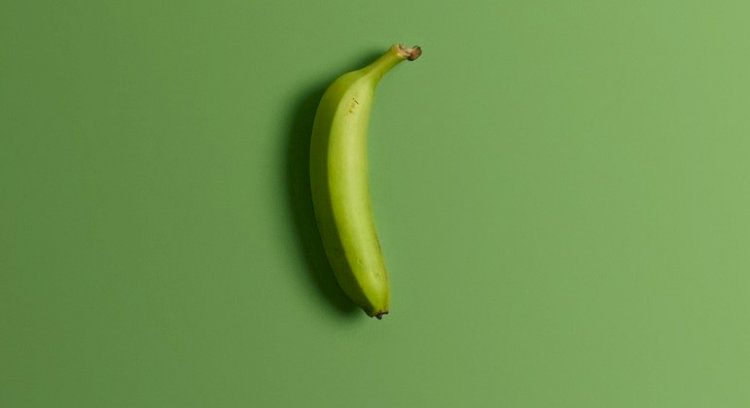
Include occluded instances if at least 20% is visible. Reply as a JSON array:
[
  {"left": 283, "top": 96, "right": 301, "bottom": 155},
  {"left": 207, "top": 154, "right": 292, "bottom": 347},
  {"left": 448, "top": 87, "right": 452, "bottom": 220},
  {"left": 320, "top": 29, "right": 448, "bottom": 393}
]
[{"left": 2, "top": 0, "right": 750, "bottom": 406}]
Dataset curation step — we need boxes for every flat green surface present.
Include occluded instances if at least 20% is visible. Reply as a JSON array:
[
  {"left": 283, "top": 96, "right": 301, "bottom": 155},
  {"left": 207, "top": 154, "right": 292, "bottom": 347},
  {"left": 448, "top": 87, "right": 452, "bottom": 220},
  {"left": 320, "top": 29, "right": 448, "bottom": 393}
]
[{"left": 2, "top": 1, "right": 750, "bottom": 407}]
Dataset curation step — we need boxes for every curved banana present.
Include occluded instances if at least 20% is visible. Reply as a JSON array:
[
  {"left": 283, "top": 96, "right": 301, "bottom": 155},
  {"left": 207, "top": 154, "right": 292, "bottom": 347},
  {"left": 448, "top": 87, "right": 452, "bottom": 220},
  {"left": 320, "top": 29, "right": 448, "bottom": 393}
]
[{"left": 309, "top": 44, "right": 422, "bottom": 319}]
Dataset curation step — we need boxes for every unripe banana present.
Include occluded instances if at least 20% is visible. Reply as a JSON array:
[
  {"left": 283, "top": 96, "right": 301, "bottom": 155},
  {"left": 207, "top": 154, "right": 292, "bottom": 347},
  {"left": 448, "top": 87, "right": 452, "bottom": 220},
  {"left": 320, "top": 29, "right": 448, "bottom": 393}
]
[{"left": 310, "top": 44, "right": 422, "bottom": 319}]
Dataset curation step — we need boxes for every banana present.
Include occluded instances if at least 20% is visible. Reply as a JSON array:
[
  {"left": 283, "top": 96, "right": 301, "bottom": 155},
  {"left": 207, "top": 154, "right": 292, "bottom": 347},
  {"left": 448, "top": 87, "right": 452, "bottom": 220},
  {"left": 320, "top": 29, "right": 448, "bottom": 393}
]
[{"left": 309, "top": 44, "right": 422, "bottom": 319}]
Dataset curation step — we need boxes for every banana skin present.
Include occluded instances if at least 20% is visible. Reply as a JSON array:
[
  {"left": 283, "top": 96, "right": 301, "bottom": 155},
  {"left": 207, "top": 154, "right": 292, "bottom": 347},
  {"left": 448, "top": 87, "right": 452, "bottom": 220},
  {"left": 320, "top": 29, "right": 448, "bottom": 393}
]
[{"left": 309, "top": 44, "right": 421, "bottom": 319}]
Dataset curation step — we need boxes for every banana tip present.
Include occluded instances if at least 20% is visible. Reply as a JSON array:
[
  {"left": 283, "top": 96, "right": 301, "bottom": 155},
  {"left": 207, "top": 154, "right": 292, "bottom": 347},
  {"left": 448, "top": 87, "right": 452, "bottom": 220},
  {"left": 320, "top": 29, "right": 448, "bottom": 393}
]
[
  {"left": 374, "top": 311, "right": 389, "bottom": 320},
  {"left": 396, "top": 44, "right": 422, "bottom": 61},
  {"left": 406, "top": 46, "right": 422, "bottom": 61}
]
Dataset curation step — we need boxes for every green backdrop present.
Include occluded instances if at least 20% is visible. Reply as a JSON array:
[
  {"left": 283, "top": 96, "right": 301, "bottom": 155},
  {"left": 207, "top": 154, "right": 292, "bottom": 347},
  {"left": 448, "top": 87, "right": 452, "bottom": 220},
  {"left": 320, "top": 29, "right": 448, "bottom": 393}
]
[{"left": 3, "top": 1, "right": 750, "bottom": 407}]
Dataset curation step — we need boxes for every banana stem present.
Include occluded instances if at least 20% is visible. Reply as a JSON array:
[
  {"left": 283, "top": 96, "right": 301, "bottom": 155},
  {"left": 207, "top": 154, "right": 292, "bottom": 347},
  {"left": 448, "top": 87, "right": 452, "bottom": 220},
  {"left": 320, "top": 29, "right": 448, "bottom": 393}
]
[
  {"left": 363, "top": 44, "right": 422, "bottom": 82},
  {"left": 396, "top": 44, "right": 423, "bottom": 61}
]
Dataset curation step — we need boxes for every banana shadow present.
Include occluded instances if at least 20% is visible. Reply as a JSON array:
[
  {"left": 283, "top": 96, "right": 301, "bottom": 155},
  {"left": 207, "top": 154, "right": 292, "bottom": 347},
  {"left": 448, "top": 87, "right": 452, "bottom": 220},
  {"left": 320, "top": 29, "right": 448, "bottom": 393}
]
[{"left": 285, "top": 51, "right": 382, "bottom": 317}]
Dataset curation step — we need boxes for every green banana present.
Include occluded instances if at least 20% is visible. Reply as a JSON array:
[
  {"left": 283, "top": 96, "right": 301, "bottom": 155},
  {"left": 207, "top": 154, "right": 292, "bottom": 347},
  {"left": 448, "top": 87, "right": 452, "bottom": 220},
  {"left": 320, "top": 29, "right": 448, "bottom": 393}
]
[{"left": 309, "top": 44, "right": 422, "bottom": 319}]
